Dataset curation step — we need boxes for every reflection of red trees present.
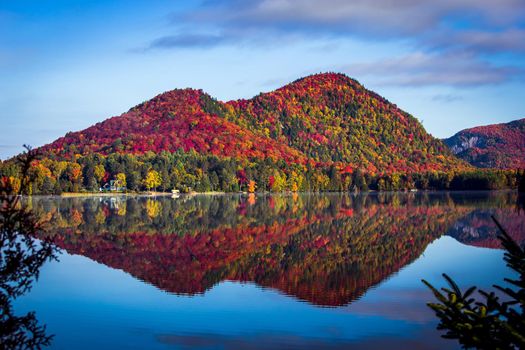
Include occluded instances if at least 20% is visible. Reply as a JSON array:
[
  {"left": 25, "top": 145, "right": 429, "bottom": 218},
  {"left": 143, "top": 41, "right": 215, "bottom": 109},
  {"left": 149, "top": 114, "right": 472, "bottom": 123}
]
[
  {"left": 447, "top": 210, "right": 525, "bottom": 248},
  {"left": 41, "top": 204, "right": 470, "bottom": 307},
  {"left": 48, "top": 218, "right": 310, "bottom": 295}
]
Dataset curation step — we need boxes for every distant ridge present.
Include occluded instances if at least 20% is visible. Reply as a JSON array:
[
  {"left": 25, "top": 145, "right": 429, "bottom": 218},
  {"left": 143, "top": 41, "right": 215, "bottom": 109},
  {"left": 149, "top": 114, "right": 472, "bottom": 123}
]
[{"left": 444, "top": 118, "right": 525, "bottom": 169}]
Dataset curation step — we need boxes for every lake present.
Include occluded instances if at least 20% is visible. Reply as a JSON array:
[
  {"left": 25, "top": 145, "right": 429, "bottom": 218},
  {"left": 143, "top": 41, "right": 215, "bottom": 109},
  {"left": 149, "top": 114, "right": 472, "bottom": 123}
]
[{"left": 10, "top": 192, "right": 525, "bottom": 349}]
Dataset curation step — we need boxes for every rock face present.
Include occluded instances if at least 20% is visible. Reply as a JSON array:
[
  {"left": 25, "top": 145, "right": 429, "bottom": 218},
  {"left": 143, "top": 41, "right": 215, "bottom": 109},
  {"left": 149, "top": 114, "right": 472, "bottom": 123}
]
[
  {"left": 40, "top": 72, "right": 466, "bottom": 174},
  {"left": 444, "top": 118, "right": 525, "bottom": 169},
  {"left": 448, "top": 136, "right": 481, "bottom": 155}
]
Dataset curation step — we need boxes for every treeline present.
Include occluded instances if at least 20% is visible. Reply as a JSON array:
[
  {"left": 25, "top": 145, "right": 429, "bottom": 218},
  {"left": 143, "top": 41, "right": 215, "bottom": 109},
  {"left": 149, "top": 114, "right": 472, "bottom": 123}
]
[
  {"left": 0, "top": 150, "right": 521, "bottom": 195},
  {"left": 29, "top": 191, "right": 520, "bottom": 241}
]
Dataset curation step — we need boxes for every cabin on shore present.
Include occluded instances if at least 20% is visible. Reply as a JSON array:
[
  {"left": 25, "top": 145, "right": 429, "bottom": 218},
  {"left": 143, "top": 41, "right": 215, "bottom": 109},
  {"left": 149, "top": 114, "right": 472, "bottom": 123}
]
[{"left": 100, "top": 179, "right": 125, "bottom": 192}]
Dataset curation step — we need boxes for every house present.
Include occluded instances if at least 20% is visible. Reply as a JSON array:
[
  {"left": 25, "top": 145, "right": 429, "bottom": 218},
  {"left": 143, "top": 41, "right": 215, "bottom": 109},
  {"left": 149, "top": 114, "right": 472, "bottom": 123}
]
[{"left": 99, "top": 179, "right": 125, "bottom": 192}]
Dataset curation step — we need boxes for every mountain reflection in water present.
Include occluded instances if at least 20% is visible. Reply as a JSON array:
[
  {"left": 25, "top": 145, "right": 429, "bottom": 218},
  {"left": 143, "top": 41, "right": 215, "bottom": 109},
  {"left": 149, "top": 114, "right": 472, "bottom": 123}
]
[{"left": 28, "top": 192, "right": 524, "bottom": 308}]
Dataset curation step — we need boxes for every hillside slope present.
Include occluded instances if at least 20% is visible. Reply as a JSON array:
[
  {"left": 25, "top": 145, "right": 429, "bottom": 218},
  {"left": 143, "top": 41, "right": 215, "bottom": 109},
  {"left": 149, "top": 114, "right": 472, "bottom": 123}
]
[
  {"left": 444, "top": 118, "right": 525, "bottom": 169},
  {"left": 40, "top": 73, "right": 466, "bottom": 174},
  {"left": 42, "top": 89, "right": 306, "bottom": 164},
  {"left": 227, "top": 73, "right": 464, "bottom": 173}
]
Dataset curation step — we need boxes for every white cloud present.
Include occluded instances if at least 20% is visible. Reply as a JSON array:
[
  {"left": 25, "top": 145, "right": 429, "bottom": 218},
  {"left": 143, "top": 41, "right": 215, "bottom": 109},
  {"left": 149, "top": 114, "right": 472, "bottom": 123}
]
[
  {"left": 185, "top": 0, "right": 525, "bottom": 37},
  {"left": 343, "top": 52, "right": 522, "bottom": 87}
]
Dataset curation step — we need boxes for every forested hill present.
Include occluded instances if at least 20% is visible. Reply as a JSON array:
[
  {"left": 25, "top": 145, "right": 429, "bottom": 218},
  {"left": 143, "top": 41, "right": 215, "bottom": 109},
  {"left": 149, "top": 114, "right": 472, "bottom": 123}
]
[
  {"left": 444, "top": 118, "right": 525, "bottom": 169},
  {"left": 42, "top": 88, "right": 307, "bottom": 165},
  {"left": 41, "top": 72, "right": 466, "bottom": 174},
  {"left": 227, "top": 73, "right": 465, "bottom": 173},
  {"left": 9, "top": 73, "right": 512, "bottom": 195}
]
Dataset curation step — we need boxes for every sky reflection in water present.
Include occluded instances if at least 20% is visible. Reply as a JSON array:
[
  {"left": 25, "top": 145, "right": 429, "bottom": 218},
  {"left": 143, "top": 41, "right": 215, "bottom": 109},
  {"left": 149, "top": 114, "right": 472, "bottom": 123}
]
[{"left": 14, "top": 192, "right": 524, "bottom": 349}]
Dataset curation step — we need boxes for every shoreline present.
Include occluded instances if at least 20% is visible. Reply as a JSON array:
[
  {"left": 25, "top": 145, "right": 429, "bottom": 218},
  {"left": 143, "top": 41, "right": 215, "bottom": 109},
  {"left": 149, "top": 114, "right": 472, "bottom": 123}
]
[
  {"left": 58, "top": 191, "right": 173, "bottom": 198},
  {"left": 21, "top": 188, "right": 518, "bottom": 198}
]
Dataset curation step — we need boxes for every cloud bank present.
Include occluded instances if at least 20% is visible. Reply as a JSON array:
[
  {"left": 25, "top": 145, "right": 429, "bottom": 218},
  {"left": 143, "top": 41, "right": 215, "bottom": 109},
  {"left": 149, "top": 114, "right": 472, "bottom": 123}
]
[{"left": 143, "top": 0, "right": 525, "bottom": 87}]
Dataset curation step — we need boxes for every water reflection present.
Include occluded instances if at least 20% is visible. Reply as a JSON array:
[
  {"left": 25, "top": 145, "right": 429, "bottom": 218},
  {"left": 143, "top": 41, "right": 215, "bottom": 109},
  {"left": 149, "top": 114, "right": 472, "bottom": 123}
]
[
  {"left": 28, "top": 192, "right": 524, "bottom": 308},
  {"left": 1, "top": 182, "right": 58, "bottom": 349}
]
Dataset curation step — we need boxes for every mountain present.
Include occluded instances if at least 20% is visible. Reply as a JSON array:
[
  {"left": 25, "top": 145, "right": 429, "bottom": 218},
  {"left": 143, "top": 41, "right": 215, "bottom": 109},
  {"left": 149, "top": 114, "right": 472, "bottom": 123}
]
[
  {"left": 43, "top": 89, "right": 307, "bottom": 164},
  {"left": 41, "top": 73, "right": 466, "bottom": 174},
  {"left": 444, "top": 118, "right": 525, "bottom": 169}
]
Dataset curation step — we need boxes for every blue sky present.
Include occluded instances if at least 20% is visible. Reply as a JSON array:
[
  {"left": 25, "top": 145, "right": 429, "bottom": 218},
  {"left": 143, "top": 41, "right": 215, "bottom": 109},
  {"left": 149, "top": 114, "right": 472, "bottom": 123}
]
[{"left": 1, "top": 0, "right": 524, "bottom": 159}]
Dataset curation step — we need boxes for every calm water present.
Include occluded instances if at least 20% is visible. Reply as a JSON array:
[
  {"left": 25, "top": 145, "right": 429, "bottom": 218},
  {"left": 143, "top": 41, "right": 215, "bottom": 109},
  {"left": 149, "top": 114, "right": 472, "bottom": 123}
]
[{"left": 11, "top": 192, "right": 525, "bottom": 349}]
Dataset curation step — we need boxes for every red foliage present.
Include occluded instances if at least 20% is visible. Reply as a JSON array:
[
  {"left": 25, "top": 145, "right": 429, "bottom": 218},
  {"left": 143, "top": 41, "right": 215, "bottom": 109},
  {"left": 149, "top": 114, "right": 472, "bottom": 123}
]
[
  {"left": 444, "top": 118, "right": 525, "bottom": 169},
  {"left": 40, "top": 73, "right": 468, "bottom": 174}
]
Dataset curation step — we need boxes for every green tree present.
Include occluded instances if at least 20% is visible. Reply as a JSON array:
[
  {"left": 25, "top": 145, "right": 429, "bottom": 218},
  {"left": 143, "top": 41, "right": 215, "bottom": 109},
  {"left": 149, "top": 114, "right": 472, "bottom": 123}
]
[
  {"left": 209, "top": 171, "right": 220, "bottom": 191},
  {"left": 196, "top": 173, "right": 212, "bottom": 192},
  {"left": 353, "top": 169, "right": 368, "bottom": 191},
  {"left": 160, "top": 168, "right": 170, "bottom": 192},
  {"left": 127, "top": 171, "right": 140, "bottom": 191},
  {"left": 519, "top": 170, "right": 525, "bottom": 193},
  {"left": 0, "top": 145, "right": 58, "bottom": 348},
  {"left": 41, "top": 176, "right": 55, "bottom": 195},
  {"left": 423, "top": 217, "right": 525, "bottom": 349},
  {"left": 328, "top": 165, "right": 342, "bottom": 191},
  {"left": 85, "top": 177, "right": 98, "bottom": 191}
]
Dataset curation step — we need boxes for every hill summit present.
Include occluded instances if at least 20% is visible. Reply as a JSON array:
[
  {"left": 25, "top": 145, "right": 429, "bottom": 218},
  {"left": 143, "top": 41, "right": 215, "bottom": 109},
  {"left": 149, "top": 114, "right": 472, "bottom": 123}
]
[{"left": 42, "top": 72, "right": 465, "bottom": 174}]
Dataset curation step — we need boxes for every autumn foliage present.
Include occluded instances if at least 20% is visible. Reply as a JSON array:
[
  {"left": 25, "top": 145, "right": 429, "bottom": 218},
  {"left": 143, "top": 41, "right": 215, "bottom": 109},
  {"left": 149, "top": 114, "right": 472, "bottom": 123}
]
[
  {"left": 4, "top": 73, "right": 521, "bottom": 194},
  {"left": 444, "top": 118, "right": 525, "bottom": 169},
  {"left": 40, "top": 73, "right": 467, "bottom": 174}
]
